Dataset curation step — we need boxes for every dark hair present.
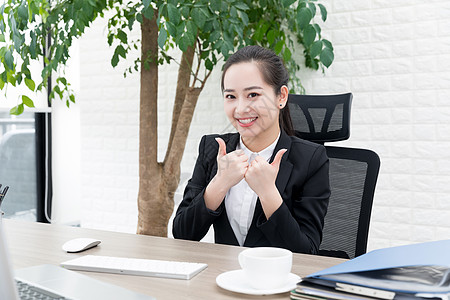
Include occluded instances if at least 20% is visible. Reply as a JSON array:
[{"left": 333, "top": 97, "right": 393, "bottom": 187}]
[{"left": 221, "top": 45, "right": 294, "bottom": 136}]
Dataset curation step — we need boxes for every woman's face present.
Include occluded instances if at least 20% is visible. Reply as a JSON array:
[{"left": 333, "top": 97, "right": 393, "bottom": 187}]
[{"left": 222, "top": 61, "right": 287, "bottom": 148}]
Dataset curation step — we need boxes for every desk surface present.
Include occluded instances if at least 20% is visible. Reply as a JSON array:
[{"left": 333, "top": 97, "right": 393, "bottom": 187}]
[{"left": 3, "top": 219, "right": 345, "bottom": 299}]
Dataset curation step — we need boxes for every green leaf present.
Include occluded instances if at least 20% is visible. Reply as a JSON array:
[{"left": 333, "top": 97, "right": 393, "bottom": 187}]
[
  {"left": 303, "top": 24, "right": 316, "bottom": 46},
  {"left": 9, "top": 14, "right": 17, "bottom": 35},
  {"left": 107, "top": 33, "right": 114, "bottom": 46},
  {"left": 186, "top": 20, "right": 197, "bottom": 39},
  {"left": 1, "top": 71, "right": 7, "bottom": 84},
  {"left": 7, "top": 71, "right": 16, "bottom": 86},
  {"left": 136, "top": 13, "right": 143, "bottom": 23},
  {"left": 143, "top": 0, "right": 151, "bottom": 9},
  {"left": 283, "top": 0, "right": 296, "bottom": 7},
  {"left": 266, "top": 29, "right": 275, "bottom": 45},
  {"left": 318, "top": 4, "right": 327, "bottom": 22},
  {"left": 200, "top": 7, "right": 210, "bottom": 18},
  {"left": 297, "top": 7, "right": 312, "bottom": 30},
  {"left": 10, "top": 104, "right": 24, "bottom": 115},
  {"left": 313, "top": 24, "right": 321, "bottom": 37},
  {"left": 179, "top": 35, "right": 188, "bottom": 52},
  {"left": 54, "top": 85, "right": 62, "bottom": 98},
  {"left": 185, "top": 32, "right": 195, "bottom": 46},
  {"left": 239, "top": 11, "right": 249, "bottom": 26},
  {"left": 176, "top": 22, "right": 185, "bottom": 36},
  {"left": 29, "top": 31, "right": 37, "bottom": 58},
  {"left": 18, "top": 4, "right": 28, "bottom": 21},
  {"left": 322, "top": 39, "right": 333, "bottom": 50},
  {"left": 205, "top": 58, "right": 213, "bottom": 70},
  {"left": 192, "top": 8, "right": 206, "bottom": 28},
  {"left": 308, "top": 3, "right": 316, "bottom": 17},
  {"left": 274, "top": 40, "right": 284, "bottom": 54},
  {"left": 167, "top": 3, "right": 181, "bottom": 25},
  {"left": 233, "top": 24, "right": 243, "bottom": 38},
  {"left": 320, "top": 47, "right": 334, "bottom": 67},
  {"left": 111, "top": 53, "right": 119, "bottom": 67},
  {"left": 22, "top": 95, "right": 35, "bottom": 107},
  {"left": 234, "top": 3, "right": 249, "bottom": 10},
  {"left": 25, "top": 78, "right": 35, "bottom": 91},
  {"left": 57, "top": 77, "right": 67, "bottom": 85},
  {"left": 117, "top": 30, "right": 127, "bottom": 44},
  {"left": 166, "top": 22, "right": 177, "bottom": 37},
  {"left": 143, "top": 7, "right": 154, "bottom": 20},
  {"left": 203, "top": 20, "right": 213, "bottom": 32},
  {"left": 158, "top": 27, "right": 167, "bottom": 49},
  {"left": 209, "top": 30, "right": 221, "bottom": 42},
  {"left": 230, "top": 6, "right": 237, "bottom": 18},
  {"left": 115, "top": 45, "right": 126, "bottom": 58},
  {"left": 0, "top": 34, "right": 4, "bottom": 42},
  {"left": 180, "top": 6, "right": 190, "bottom": 18},
  {"left": 283, "top": 47, "right": 292, "bottom": 62},
  {"left": 210, "top": 0, "right": 220, "bottom": 11},
  {"left": 69, "top": 94, "right": 75, "bottom": 103},
  {"left": 4, "top": 49, "right": 14, "bottom": 70},
  {"left": 310, "top": 40, "right": 322, "bottom": 58},
  {"left": 0, "top": 47, "right": 6, "bottom": 58}
]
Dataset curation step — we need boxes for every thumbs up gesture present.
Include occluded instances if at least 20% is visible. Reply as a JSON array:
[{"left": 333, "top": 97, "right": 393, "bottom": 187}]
[
  {"left": 215, "top": 138, "right": 249, "bottom": 190},
  {"left": 244, "top": 149, "right": 287, "bottom": 196}
]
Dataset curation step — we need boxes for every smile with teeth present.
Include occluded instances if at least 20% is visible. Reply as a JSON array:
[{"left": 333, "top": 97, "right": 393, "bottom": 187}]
[{"left": 237, "top": 117, "right": 257, "bottom": 125}]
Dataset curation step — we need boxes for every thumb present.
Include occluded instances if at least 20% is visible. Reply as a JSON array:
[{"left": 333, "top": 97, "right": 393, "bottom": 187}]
[
  {"left": 271, "top": 149, "right": 287, "bottom": 169},
  {"left": 215, "top": 137, "right": 227, "bottom": 158}
]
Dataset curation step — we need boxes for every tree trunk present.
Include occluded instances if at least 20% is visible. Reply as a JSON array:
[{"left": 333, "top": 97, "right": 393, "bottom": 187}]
[
  {"left": 166, "top": 46, "right": 195, "bottom": 157},
  {"left": 137, "top": 12, "right": 204, "bottom": 237},
  {"left": 137, "top": 11, "right": 163, "bottom": 235}
]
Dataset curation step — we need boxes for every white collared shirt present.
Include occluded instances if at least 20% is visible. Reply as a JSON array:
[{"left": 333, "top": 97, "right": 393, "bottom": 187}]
[{"left": 224, "top": 134, "right": 280, "bottom": 246}]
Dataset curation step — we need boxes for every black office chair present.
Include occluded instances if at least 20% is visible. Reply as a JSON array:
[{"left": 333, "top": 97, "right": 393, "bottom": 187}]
[{"left": 288, "top": 93, "right": 380, "bottom": 259}]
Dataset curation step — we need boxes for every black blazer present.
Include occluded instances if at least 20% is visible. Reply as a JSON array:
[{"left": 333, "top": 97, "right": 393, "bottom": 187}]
[{"left": 172, "top": 131, "right": 330, "bottom": 254}]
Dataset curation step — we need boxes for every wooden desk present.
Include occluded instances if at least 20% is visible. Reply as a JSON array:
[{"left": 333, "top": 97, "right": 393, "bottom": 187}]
[{"left": 3, "top": 219, "right": 345, "bottom": 299}]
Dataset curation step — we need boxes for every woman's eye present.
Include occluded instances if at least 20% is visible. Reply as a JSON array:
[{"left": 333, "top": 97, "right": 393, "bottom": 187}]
[
  {"left": 248, "top": 92, "right": 259, "bottom": 98},
  {"left": 225, "top": 94, "right": 235, "bottom": 99}
]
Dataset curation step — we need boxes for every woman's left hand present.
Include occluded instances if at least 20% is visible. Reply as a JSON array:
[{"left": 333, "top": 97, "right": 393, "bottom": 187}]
[{"left": 245, "top": 149, "right": 287, "bottom": 197}]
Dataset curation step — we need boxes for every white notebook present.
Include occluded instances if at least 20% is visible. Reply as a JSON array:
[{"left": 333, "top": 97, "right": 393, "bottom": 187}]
[{"left": 61, "top": 255, "right": 208, "bottom": 280}]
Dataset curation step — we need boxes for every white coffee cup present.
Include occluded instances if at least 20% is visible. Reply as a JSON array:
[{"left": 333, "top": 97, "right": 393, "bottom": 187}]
[{"left": 238, "top": 247, "right": 292, "bottom": 290}]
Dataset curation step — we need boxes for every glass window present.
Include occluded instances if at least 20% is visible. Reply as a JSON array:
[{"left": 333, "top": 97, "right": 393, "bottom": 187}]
[{"left": 0, "top": 111, "right": 37, "bottom": 221}]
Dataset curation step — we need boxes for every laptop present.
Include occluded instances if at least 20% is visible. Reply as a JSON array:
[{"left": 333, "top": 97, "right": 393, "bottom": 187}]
[{"left": 0, "top": 217, "right": 155, "bottom": 300}]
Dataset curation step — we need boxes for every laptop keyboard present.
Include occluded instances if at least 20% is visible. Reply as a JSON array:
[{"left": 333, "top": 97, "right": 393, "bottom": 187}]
[
  {"left": 61, "top": 255, "right": 208, "bottom": 280},
  {"left": 16, "top": 280, "right": 67, "bottom": 300}
]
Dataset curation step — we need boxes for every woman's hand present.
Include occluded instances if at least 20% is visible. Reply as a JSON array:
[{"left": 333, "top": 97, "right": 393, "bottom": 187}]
[
  {"left": 214, "top": 137, "right": 249, "bottom": 189},
  {"left": 245, "top": 149, "right": 287, "bottom": 218},
  {"left": 204, "top": 138, "right": 248, "bottom": 211}
]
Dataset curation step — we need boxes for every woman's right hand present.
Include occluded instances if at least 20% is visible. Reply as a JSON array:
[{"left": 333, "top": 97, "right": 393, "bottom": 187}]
[
  {"left": 204, "top": 137, "right": 248, "bottom": 211},
  {"left": 214, "top": 137, "right": 249, "bottom": 189}
]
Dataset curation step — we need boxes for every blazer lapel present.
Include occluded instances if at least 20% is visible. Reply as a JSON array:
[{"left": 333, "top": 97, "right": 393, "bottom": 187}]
[
  {"left": 245, "top": 131, "right": 293, "bottom": 246},
  {"left": 272, "top": 131, "right": 293, "bottom": 194}
]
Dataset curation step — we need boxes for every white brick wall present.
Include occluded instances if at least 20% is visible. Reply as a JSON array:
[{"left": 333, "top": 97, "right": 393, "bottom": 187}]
[{"left": 77, "top": 1, "right": 450, "bottom": 251}]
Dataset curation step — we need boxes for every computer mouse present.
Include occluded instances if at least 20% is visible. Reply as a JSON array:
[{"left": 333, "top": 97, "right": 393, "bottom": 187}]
[{"left": 62, "top": 238, "right": 101, "bottom": 253}]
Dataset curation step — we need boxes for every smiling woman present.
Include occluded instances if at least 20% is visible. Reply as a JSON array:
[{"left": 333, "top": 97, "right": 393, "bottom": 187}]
[
  {"left": 172, "top": 46, "right": 331, "bottom": 254},
  {"left": 222, "top": 60, "right": 288, "bottom": 152}
]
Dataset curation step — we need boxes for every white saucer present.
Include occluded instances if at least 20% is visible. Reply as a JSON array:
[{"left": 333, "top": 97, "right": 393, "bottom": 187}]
[{"left": 216, "top": 269, "right": 300, "bottom": 295}]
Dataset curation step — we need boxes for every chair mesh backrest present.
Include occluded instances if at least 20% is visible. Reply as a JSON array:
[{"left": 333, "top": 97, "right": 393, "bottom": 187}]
[
  {"left": 320, "top": 146, "right": 380, "bottom": 259},
  {"left": 289, "top": 93, "right": 380, "bottom": 258},
  {"left": 288, "top": 93, "right": 352, "bottom": 143}
]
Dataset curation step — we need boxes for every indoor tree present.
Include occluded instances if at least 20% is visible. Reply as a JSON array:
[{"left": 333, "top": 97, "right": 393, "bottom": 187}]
[{"left": 0, "top": 0, "right": 334, "bottom": 236}]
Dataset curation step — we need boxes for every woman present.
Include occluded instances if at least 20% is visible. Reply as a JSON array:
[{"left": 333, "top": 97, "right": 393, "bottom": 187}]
[{"left": 172, "top": 45, "right": 330, "bottom": 254}]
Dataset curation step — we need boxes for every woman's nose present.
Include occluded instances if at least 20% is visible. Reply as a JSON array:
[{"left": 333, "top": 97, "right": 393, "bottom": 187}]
[{"left": 236, "top": 98, "right": 250, "bottom": 114}]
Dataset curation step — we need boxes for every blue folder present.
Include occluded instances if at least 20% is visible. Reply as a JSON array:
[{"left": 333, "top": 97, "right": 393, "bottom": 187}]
[
  {"left": 310, "top": 239, "right": 450, "bottom": 277},
  {"left": 304, "top": 240, "right": 450, "bottom": 297}
]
